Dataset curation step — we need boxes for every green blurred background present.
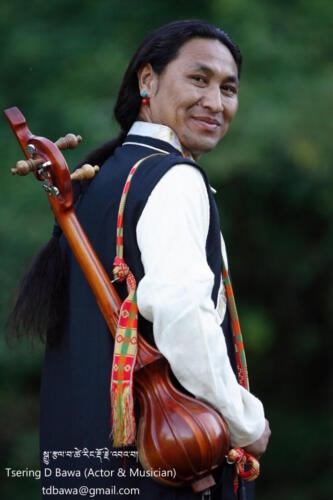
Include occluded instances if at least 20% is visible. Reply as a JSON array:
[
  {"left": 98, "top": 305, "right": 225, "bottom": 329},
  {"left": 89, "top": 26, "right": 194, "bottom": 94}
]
[{"left": 1, "top": 1, "right": 332, "bottom": 498}]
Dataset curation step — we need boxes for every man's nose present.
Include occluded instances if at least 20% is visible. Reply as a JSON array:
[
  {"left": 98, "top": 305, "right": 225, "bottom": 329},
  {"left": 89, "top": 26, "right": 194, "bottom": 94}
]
[{"left": 201, "top": 86, "right": 223, "bottom": 113}]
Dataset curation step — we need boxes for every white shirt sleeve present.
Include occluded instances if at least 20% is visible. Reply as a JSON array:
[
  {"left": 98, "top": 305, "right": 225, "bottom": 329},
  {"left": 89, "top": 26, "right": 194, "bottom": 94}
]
[{"left": 136, "top": 164, "right": 266, "bottom": 447}]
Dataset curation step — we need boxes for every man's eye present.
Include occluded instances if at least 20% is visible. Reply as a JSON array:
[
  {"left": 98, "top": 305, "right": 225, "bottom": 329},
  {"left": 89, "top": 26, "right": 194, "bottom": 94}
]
[
  {"left": 222, "top": 85, "right": 237, "bottom": 95},
  {"left": 191, "top": 76, "right": 207, "bottom": 84}
]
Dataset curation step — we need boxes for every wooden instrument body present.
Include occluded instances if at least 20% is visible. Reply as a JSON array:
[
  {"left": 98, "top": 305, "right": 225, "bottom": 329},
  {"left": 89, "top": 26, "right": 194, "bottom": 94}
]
[
  {"left": 4, "top": 107, "right": 230, "bottom": 492},
  {"left": 136, "top": 358, "right": 230, "bottom": 491}
]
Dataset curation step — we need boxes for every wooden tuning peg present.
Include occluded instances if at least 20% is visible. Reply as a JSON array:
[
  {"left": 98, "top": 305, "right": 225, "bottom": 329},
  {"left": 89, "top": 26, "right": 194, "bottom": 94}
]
[
  {"left": 11, "top": 158, "right": 44, "bottom": 176},
  {"left": 55, "top": 133, "right": 82, "bottom": 150},
  {"left": 70, "top": 164, "right": 100, "bottom": 181}
]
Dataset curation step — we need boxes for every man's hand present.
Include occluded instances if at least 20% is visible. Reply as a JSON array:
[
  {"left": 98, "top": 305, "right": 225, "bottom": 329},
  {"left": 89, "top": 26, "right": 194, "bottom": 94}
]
[{"left": 244, "top": 419, "right": 271, "bottom": 458}]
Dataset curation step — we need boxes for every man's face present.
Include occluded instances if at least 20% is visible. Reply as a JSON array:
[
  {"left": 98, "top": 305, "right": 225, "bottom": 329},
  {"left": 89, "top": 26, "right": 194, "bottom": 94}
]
[{"left": 139, "top": 37, "right": 239, "bottom": 159}]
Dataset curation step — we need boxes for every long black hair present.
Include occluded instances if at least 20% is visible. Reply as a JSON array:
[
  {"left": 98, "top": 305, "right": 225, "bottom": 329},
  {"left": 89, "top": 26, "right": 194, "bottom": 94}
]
[{"left": 7, "top": 19, "right": 242, "bottom": 345}]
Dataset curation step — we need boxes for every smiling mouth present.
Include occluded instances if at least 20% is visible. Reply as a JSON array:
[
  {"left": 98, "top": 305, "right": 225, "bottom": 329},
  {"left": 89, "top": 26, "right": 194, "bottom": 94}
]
[{"left": 190, "top": 116, "right": 222, "bottom": 131}]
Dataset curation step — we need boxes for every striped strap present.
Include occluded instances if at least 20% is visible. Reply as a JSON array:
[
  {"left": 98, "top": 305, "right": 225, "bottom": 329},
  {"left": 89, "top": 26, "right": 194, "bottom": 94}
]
[
  {"left": 222, "top": 259, "right": 249, "bottom": 391},
  {"left": 222, "top": 259, "right": 260, "bottom": 491},
  {"left": 227, "top": 447, "right": 260, "bottom": 492},
  {"left": 110, "top": 154, "right": 161, "bottom": 447}
]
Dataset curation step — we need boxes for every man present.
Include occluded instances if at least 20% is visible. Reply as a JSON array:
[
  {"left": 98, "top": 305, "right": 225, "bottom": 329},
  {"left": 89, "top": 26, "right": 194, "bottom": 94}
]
[{"left": 10, "top": 19, "right": 270, "bottom": 500}]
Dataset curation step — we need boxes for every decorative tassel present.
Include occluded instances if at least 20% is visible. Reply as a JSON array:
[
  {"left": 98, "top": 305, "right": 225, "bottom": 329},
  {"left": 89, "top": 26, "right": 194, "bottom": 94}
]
[
  {"left": 110, "top": 257, "right": 138, "bottom": 447},
  {"left": 111, "top": 382, "right": 136, "bottom": 447}
]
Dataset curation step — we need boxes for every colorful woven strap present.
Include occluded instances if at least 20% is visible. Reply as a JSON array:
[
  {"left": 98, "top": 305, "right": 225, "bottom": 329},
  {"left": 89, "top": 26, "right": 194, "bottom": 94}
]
[
  {"left": 222, "top": 259, "right": 260, "bottom": 491},
  {"left": 222, "top": 260, "right": 249, "bottom": 391},
  {"left": 110, "top": 154, "right": 161, "bottom": 447},
  {"left": 227, "top": 448, "right": 260, "bottom": 492}
]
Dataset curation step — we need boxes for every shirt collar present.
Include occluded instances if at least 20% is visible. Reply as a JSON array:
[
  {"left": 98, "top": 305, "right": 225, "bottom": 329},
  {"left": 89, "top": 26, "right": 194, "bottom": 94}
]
[
  {"left": 126, "top": 121, "right": 217, "bottom": 194},
  {"left": 127, "top": 121, "right": 193, "bottom": 159}
]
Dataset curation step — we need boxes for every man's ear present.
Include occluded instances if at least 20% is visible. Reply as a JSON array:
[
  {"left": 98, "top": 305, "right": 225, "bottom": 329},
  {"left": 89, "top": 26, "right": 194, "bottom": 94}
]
[{"left": 137, "top": 63, "right": 158, "bottom": 96}]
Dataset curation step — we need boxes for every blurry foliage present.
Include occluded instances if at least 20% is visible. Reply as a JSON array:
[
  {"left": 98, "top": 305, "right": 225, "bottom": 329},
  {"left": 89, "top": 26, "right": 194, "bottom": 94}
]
[{"left": 0, "top": 0, "right": 332, "bottom": 498}]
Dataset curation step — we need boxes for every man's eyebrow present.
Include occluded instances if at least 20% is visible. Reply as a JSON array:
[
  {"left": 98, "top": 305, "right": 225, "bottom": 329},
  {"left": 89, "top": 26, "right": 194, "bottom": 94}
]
[
  {"left": 191, "top": 64, "right": 239, "bottom": 85},
  {"left": 223, "top": 75, "right": 239, "bottom": 85}
]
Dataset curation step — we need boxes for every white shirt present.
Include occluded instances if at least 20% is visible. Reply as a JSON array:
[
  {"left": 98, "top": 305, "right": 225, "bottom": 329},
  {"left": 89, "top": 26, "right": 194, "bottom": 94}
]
[{"left": 127, "top": 121, "right": 266, "bottom": 447}]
